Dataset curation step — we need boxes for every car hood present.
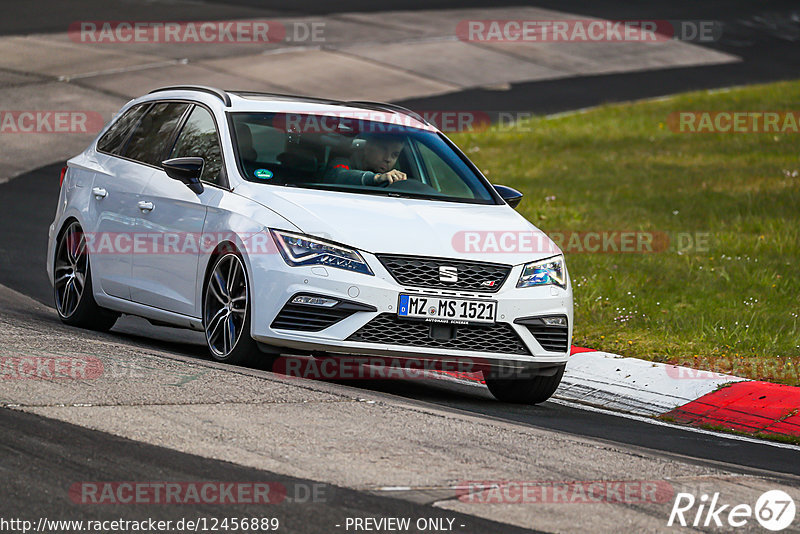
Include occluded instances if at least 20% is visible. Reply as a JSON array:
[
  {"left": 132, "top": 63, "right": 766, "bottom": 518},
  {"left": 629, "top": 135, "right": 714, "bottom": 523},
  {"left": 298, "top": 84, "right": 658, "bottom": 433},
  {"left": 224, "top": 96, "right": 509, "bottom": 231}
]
[{"left": 240, "top": 184, "right": 561, "bottom": 265}]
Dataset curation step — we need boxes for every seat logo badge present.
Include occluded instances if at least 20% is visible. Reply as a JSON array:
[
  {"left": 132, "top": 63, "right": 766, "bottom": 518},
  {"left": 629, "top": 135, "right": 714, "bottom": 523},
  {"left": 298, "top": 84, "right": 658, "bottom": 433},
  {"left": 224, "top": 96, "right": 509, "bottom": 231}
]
[{"left": 439, "top": 266, "right": 458, "bottom": 283}]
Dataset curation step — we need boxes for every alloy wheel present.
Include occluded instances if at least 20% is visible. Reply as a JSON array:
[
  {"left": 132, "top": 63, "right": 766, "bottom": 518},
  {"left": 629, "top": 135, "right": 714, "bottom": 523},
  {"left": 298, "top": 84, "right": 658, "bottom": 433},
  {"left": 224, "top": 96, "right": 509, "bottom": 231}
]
[
  {"left": 54, "top": 222, "right": 88, "bottom": 319},
  {"left": 204, "top": 254, "right": 248, "bottom": 358}
]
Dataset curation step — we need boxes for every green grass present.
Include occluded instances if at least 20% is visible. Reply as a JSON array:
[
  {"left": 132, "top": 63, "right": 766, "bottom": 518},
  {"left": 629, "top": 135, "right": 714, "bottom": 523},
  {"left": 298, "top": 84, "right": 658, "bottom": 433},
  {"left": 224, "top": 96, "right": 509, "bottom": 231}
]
[{"left": 450, "top": 80, "right": 800, "bottom": 385}]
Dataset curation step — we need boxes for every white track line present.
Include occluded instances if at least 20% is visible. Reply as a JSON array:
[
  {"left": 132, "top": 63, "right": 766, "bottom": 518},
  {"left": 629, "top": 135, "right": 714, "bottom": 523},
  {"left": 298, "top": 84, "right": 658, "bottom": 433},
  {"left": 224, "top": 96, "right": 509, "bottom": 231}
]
[{"left": 549, "top": 398, "right": 800, "bottom": 451}]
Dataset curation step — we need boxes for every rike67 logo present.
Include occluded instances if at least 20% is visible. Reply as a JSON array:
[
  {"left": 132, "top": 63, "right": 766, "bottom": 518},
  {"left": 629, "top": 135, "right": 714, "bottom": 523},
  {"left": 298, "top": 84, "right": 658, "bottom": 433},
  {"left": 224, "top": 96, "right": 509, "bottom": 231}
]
[{"left": 668, "top": 490, "right": 796, "bottom": 531}]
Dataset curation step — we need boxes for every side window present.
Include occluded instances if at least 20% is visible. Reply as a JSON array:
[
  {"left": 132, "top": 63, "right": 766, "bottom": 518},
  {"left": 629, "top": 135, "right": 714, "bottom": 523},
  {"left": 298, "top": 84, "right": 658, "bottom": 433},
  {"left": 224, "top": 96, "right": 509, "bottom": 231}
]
[
  {"left": 170, "top": 106, "right": 223, "bottom": 186},
  {"left": 233, "top": 119, "right": 287, "bottom": 180},
  {"left": 248, "top": 123, "right": 285, "bottom": 163},
  {"left": 123, "top": 102, "right": 190, "bottom": 166},
  {"left": 96, "top": 104, "right": 148, "bottom": 155}
]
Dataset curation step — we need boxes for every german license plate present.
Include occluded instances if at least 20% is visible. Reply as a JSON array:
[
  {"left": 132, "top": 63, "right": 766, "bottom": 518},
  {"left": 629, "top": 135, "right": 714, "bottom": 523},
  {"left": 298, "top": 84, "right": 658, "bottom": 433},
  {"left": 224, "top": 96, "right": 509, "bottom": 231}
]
[{"left": 397, "top": 294, "right": 496, "bottom": 325}]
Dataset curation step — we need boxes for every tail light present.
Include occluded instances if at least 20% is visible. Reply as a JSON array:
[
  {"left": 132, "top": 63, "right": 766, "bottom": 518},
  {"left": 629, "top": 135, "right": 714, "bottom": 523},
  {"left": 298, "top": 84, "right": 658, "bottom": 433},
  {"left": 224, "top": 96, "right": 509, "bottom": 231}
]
[{"left": 59, "top": 165, "right": 67, "bottom": 187}]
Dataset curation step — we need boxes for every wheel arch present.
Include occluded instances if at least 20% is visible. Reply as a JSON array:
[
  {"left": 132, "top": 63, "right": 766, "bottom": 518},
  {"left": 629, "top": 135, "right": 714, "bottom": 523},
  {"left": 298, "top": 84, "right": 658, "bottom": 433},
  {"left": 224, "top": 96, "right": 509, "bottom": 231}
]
[
  {"left": 201, "top": 241, "right": 241, "bottom": 294},
  {"left": 55, "top": 216, "right": 81, "bottom": 240}
]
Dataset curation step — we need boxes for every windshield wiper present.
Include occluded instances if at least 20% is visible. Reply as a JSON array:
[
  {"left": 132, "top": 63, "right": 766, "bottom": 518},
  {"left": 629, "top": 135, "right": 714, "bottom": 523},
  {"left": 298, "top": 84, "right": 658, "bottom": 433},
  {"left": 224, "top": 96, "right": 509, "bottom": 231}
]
[{"left": 265, "top": 182, "right": 483, "bottom": 203}]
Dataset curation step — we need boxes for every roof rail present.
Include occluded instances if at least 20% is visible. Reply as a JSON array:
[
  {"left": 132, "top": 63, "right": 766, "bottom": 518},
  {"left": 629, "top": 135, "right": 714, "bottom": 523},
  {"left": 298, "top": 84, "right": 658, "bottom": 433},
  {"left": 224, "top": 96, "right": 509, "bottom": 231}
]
[
  {"left": 228, "top": 90, "right": 344, "bottom": 107},
  {"left": 346, "top": 101, "right": 429, "bottom": 125},
  {"left": 149, "top": 85, "right": 231, "bottom": 107}
]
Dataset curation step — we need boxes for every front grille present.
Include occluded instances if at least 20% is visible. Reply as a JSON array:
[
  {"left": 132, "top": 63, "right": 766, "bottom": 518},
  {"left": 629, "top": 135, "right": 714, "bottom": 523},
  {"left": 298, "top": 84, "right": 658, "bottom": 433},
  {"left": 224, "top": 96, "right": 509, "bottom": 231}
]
[
  {"left": 525, "top": 325, "right": 569, "bottom": 353},
  {"left": 377, "top": 254, "right": 511, "bottom": 293},
  {"left": 347, "top": 313, "right": 530, "bottom": 355}
]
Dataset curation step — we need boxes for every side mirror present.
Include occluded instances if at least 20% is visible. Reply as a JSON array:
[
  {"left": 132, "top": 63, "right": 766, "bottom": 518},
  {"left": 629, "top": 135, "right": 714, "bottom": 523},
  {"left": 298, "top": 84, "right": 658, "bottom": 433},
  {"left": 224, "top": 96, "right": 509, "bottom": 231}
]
[
  {"left": 162, "top": 157, "right": 204, "bottom": 194},
  {"left": 493, "top": 184, "right": 523, "bottom": 209}
]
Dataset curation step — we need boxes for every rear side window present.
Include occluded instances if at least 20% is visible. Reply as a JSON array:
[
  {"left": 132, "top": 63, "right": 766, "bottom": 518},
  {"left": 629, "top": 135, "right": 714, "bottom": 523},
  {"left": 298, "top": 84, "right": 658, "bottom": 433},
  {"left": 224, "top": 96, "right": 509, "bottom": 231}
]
[
  {"left": 123, "top": 102, "right": 190, "bottom": 166},
  {"left": 170, "top": 106, "right": 224, "bottom": 186},
  {"left": 96, "top": 104, "right": 148, "bottom": 155}
]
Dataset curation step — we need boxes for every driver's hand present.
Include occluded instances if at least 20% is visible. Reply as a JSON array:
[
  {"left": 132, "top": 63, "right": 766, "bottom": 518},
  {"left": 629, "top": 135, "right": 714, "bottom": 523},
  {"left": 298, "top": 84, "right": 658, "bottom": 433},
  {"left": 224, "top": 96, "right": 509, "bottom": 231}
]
[{"left": 374, "top": 170, "right": 407, "bottom": 184}]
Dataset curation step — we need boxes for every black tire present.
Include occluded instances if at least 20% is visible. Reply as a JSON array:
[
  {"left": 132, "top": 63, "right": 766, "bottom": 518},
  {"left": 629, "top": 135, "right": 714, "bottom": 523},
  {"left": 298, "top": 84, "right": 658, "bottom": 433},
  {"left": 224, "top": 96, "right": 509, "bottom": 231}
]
[
  {"left": 484, "top": 365, "right": 565, "bottom": 404},
  {"left": 53, "top": 221, "right": 119, "bottom": 332},
  {"left": 203, "top": 251, "right": 263, "bottom": 367}
]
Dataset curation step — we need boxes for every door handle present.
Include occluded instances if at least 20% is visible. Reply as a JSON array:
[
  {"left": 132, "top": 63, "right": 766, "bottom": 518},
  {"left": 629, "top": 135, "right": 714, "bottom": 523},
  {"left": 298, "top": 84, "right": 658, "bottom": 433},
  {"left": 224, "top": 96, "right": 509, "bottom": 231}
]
[
  {"left": 138, "top": 201, "right": 154, "bottom": 213},
  {"left": 92, "top": 187, "right": 107, "bottom": 199}
]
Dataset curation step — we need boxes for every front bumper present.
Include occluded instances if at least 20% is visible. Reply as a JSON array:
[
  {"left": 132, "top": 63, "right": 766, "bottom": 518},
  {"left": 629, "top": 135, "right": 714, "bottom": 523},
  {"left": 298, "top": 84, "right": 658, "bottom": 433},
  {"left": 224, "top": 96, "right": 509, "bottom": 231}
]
[{"left": 248, "top": 251, "right": 573, "bottom": 368}]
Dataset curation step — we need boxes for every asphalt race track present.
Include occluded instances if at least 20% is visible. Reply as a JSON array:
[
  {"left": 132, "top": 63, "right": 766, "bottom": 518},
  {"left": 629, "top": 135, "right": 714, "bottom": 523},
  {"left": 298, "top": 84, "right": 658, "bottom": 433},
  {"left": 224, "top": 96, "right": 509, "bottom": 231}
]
[
  {"left": 1, "top": 1, "right": 799, "bottom": 532},
  {"left": 2, "top": 408, "right": 543, "bottom": 534}
]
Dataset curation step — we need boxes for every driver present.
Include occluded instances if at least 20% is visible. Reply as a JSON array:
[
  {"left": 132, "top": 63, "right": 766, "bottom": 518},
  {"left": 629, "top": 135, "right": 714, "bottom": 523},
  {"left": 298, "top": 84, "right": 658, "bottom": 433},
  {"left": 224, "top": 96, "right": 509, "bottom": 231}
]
[{"left": 324, "top": 133, "right": 407, "bottom": 186}]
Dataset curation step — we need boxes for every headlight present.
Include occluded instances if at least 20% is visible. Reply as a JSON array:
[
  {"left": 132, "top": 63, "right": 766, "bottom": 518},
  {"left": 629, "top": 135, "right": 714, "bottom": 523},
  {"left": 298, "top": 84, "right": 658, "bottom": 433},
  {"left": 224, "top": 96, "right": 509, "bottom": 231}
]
[
  {"left": 270, "top": 230, "right": 373, "bottom": 275},
  {"left": 517, "top": 255, "right": 566, "bottom": 289}
]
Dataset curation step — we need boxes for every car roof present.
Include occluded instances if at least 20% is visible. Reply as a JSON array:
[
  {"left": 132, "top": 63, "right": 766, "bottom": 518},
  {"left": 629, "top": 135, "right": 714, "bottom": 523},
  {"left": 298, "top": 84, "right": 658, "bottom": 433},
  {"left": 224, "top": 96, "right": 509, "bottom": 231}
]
[{"left": 145, "top": 85, "right": 436, "bottom": 132}]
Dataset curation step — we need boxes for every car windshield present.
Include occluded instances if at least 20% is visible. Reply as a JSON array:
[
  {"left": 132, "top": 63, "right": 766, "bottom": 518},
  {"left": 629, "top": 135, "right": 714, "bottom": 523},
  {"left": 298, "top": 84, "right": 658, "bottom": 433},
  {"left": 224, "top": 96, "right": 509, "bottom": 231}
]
[{"left": 229, "top": 112, "right": 498, "bottom": 204}]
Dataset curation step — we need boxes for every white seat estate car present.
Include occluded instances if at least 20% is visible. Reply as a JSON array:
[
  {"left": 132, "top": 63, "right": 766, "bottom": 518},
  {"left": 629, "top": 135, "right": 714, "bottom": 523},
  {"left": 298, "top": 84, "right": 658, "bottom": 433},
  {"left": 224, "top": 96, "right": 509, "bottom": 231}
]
[{"left": 47, "top": 85, "right": 572, "bottom": 404}]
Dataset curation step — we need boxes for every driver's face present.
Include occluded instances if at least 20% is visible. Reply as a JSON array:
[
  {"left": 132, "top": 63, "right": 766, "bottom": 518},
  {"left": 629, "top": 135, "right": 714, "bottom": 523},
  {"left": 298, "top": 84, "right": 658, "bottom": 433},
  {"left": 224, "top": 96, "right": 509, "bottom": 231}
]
[{"left": 362, "top": 140, "right": 404, "bottom": 174}]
